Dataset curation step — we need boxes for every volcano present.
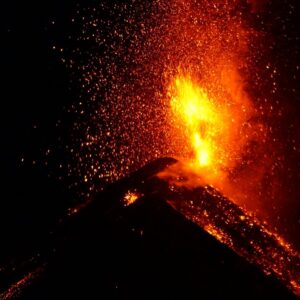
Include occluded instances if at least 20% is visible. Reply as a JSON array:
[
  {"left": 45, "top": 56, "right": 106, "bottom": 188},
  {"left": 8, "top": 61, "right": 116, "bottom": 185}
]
[{"left": 0, "top": 158, "right": 299, "bottom": 300}]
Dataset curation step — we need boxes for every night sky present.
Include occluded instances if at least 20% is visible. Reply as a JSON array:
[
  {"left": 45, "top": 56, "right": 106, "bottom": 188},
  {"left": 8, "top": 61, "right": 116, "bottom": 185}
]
[
  {"left": 1, "top": 0, "right": 300, "bottom": 281},
  {"left": 1, "top": 1, "right": 78, "bottom": 262}
]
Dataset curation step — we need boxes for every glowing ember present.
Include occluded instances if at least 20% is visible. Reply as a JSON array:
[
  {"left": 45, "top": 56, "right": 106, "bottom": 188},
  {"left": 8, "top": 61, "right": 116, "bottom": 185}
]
[
  {"left": 0, "top": 267, "right": 43, "bottom": 300},
  {"left": 123, "top": 191, "right": 140, "bottom": 206}
]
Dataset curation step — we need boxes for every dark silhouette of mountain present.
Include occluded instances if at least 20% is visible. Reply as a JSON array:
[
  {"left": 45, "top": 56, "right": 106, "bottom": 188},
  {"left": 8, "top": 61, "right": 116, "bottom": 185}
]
[{"left": 0, "top": 158, "right": 298, "bottom": 300}]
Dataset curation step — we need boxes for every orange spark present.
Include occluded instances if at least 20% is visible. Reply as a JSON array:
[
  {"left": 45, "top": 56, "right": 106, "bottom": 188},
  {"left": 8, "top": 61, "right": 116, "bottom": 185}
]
[{"left": 123, "top": 191, "right": 140, "bottom": 206}]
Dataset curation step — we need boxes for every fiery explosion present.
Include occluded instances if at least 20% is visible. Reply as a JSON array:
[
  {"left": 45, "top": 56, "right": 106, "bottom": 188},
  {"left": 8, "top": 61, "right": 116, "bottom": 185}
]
[
  {"left": 1, "top": 1, "right": 300, "bottom": 299},
  {"left": 167, "top": 71, "right": 255, "bottom": 186},
  {"left": 169, "top": 75, "right": 219, "bottom": 168},
  {"left": 62, "top": 0, "right": 300, "bottom": 296}
]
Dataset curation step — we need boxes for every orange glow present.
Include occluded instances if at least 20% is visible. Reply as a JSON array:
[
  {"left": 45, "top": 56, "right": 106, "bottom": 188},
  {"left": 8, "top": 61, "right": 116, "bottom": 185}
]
[
  {"left": 167, "top": 70, "right": 256, "bottom": 192},
  {"left": 72, "top": 0, "right": 300, "bottom": 295},
  {"left": 123, "top": 191, "right": 140, "bottom": 206},
  {"left": 169, "top": 75, "right": 223, "bottom": 171},
  {"left": 170, "top": 76, "right": 216, "bottom": 168}
]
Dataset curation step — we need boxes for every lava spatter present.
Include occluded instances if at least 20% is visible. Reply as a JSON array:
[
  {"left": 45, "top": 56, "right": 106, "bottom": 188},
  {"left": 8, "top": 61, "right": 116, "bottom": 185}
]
[
  {"left": 67, "top": 0, "right": 261, "bottom": 194},
  {"left": 63, "top": 0, "right": 300, "bottom": 295},
  {"left": 68, "top": 0, "right": 270, "bottom": 216}
]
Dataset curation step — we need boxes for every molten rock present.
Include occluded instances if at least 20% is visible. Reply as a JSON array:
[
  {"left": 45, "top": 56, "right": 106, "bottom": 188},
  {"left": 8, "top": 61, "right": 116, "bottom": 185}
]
[{"left": 0, "top": 158, "right": 299, "bottom": 299}]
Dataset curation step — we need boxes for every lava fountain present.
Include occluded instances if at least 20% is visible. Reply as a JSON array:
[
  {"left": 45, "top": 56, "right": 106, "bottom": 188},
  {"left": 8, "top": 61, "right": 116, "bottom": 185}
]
[
  {"left": 167, "top": 71, "right": 253, "bottom": 185},
  {"left": 1, "top": 1, "right": 300, "bottom": 299},
  {"left": 164, "top": 64, "right": 266, "bottom": 209},
  {"left": 156, "top": 71, "right": 300, "bottom": 296},
  {"left": 65, "top": 0, "right": 300, "bottom": 295},
  {"left": 169, "top": 75, "right": 220, "bottom": 168}
]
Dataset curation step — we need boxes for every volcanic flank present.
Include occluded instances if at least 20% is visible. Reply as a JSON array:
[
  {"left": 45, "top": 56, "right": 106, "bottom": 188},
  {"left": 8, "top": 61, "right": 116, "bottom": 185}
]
[
  {"left": 2, "top": 0, "right": 300, "bottom": 299},
  {"left": 0, "top": 158, "right": 299, "bottom": 300}
]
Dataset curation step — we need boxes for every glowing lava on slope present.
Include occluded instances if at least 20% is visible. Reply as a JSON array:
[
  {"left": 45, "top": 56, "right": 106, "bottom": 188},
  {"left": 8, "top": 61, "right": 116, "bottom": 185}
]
[
  {"left": 64, "top": 0, "right": 300, "bottom": 294},
  {"left": 163, "top": 61, "right": 300, "bottom": 296}
]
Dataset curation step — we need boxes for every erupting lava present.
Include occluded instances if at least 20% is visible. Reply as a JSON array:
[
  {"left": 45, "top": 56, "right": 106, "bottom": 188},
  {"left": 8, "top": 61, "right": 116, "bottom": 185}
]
[
  {"left": 64, "top": 0, "right": 300, "bottom": 296},
  {"left": 163, "top": 71, "right": 300, "bottom": 296},
  {"left": 166, "top": 68, "right": 258, "bottom": 200},
  {"left": 168, "top": 72, "right": 248, "bottom": 175},
  {"left": 169, "top": 75, "right": 218, "bottom": 168},
  {"left": 1, "top": 1, "right": 300, "bottom": 299}
]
